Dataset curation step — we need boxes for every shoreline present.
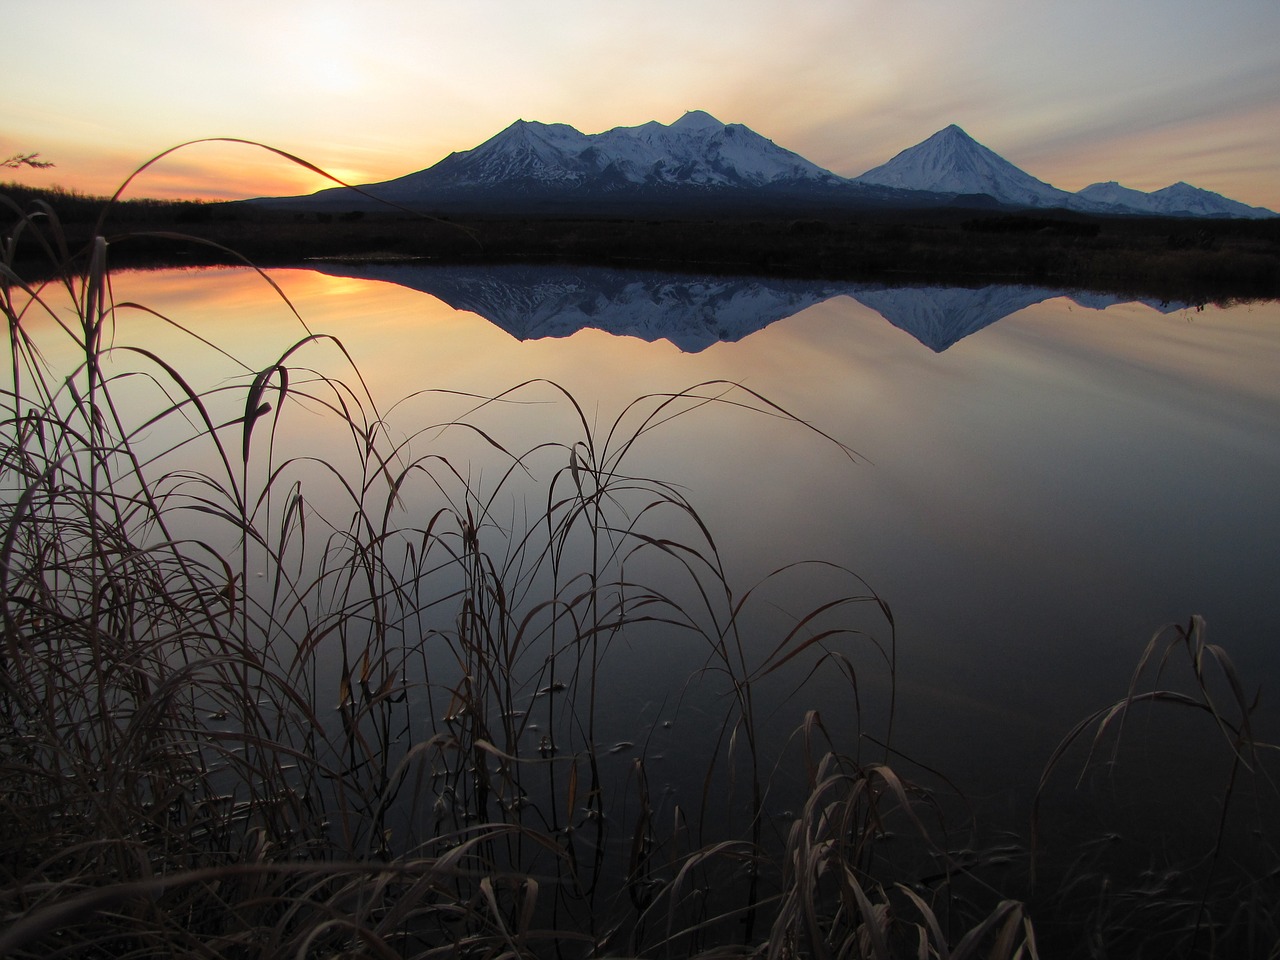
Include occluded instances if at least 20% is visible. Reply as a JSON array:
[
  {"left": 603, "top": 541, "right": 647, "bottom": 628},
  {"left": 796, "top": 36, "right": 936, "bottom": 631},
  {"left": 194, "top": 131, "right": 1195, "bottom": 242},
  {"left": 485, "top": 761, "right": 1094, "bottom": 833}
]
[{"left": 4, "top": 191, "right": 1279, "bottom": 304}]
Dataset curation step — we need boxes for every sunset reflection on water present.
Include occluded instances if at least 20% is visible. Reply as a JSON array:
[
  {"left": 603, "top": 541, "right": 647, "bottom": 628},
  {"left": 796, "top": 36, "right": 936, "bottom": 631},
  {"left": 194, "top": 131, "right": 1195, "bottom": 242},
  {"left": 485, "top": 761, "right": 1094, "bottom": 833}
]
[{"left": 24, "top": 264, "right": 1280, "bottom": 807}]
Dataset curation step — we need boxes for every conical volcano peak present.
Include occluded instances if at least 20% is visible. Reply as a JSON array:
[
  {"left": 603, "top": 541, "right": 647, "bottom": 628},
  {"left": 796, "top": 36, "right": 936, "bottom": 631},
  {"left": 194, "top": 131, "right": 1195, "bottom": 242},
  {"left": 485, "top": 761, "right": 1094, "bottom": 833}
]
[
  {"left": 853, "top": 123, "right": 1073, "bottom": 208},
  {"left": 924, "top": 124, "right": 984, "bottom": 152},
  {"left": 670, "top": 110, "right": 724, "bottom": 132}
]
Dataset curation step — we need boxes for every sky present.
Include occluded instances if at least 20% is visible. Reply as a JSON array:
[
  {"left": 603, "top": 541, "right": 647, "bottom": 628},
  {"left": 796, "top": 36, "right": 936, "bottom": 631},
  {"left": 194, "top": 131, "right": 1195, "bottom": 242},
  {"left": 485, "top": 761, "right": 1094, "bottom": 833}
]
[{"left": 4, "top": 0, "right": 1279, "bottom": 210}]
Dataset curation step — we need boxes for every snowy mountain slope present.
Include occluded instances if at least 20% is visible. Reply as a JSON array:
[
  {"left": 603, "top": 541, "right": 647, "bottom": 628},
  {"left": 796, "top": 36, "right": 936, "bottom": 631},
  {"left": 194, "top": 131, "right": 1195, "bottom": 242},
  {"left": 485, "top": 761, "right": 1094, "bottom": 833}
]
[
  {"left": 852, "top": 125, "right": 1080, "bottom": 209},
  {"left": 426, "top": 120, "right": 598, "bottom": 187},
  {"left": 1076, "top": 180, "right": 1276, "bottom": 219},
  {"left": 590, "top": 110, "right": 846, "bottom": 188},
  {"left": 854, "top": 126, "right": 1276, "bottom": 218},
  {"left": 252, "top": 112, "right": 1275, "bottom": 219},
  {"left": 306, "top": 110, "right": 851, "bottom": 209},
  {"left": 1075, "top": 180, "right": 1160, "bottom": 213}
]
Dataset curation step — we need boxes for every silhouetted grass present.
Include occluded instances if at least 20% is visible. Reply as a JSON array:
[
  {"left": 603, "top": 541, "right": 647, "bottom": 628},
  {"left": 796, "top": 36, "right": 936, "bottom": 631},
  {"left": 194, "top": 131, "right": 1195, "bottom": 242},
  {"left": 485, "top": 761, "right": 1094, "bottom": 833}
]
[
  {"left": 3, "top": 146, "right": 1276, "bottom": 958},
  {"left": 0, "top": 153, "right": 922, "bottom": 957},
  {"left": 1029, "top": 617, "right": 1280, "bottom": 957}
]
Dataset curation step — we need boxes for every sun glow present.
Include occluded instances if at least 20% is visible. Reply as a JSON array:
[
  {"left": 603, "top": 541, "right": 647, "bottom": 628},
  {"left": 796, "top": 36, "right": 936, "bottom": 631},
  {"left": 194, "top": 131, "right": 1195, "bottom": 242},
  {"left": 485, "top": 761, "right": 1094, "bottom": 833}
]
[
  {"left": 1, "top": 0, "right": 1277, "bottom": 209},
  {"left": 281, "top": 12, "right": 368, "bottom": 95}
]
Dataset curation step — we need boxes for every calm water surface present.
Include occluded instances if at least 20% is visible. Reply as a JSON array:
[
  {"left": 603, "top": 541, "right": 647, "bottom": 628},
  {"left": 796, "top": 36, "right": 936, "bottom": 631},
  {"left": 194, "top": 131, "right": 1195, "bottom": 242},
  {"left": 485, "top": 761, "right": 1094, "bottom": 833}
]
[{"left": 87, "top": 265, "right": 1280, "bottom": 824}]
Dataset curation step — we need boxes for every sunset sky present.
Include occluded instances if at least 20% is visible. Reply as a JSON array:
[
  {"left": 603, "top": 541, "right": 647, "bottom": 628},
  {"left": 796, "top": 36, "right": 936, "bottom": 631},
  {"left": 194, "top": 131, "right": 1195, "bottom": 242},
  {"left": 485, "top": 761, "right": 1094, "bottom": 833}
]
[{"left": 5, "top": 0, "right": 1279, "bottom": 210}]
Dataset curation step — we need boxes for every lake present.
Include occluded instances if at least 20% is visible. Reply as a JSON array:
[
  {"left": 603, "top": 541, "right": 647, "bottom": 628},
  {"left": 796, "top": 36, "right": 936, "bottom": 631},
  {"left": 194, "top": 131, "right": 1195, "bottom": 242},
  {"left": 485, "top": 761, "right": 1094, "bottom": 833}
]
[{"left": 10, "top": 259, "right": 1279, "bottom": 952}]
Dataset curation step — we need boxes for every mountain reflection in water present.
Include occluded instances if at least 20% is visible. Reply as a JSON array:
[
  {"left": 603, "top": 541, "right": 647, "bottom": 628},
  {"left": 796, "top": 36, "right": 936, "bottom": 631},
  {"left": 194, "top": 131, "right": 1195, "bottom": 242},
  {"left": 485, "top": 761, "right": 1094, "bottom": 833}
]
[{"left": 309, "top": 261, "right": 1189, "bottom": 353}]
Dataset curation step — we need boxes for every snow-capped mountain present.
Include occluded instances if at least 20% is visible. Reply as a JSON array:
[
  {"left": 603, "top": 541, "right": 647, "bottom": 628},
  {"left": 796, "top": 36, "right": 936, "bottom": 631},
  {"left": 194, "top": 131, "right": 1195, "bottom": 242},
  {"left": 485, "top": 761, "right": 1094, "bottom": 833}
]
[
  {"left": 1076, "top": 180, "right": 1275, "bottom": 219},
  {"left": 252, "top": 112, "right": 1275, "bottom": 219},
  {"left": 287, "top": 110, "right": 868, "bottom": 213},
  {"left": 852, "top": 125, "right": 1276, "bottom": 218},
  {"left": 423, "top": 110, "right": 846, "bottom": 190},
  {"left": 852, "top": 124, "right": 1079, "bottom": 209}
]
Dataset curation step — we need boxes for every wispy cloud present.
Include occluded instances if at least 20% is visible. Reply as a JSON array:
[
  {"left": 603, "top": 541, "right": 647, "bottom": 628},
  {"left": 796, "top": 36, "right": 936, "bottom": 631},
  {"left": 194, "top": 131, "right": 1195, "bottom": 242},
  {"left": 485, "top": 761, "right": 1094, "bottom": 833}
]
[{"left": 4, "top": 0, "right": 1278, "bottom": 208}]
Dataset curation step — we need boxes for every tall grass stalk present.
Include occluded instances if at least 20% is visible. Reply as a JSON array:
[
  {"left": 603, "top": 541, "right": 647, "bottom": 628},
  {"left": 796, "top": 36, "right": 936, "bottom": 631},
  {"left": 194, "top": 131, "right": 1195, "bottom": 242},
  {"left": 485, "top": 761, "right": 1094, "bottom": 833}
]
[
  {"left": 1, "top": 144, "right": 963, "bottom": 957},
  {"left": 1033, "top": 616, "right": 1279, "bottom": 957},
  {"left": 9, "top": 143, "right": 1273, "bottom": 958}
]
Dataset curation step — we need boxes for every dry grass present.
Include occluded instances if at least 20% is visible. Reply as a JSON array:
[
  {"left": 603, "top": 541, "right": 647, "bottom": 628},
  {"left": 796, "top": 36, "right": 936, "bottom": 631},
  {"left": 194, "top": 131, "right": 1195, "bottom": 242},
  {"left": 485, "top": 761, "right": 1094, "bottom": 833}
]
[
  {"left": 1032, "top": 616, "right": 1280, "bottom": 957},
  {"left": 3, "top": 145, "right": 1275, "bottom": 958},
  {"left": 0, "top": 151, "right": 923, "bottom": 958}
]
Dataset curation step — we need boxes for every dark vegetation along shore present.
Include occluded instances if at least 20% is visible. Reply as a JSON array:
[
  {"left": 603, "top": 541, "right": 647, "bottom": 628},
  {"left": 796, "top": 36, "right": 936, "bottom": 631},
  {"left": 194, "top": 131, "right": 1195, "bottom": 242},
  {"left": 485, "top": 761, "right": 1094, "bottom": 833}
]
[
  {"left": 6, "top": 181, "right": 1280, "bottom": 304},
  {"left": 2, "top": 175, "right": 1279, "bottom": 958}
]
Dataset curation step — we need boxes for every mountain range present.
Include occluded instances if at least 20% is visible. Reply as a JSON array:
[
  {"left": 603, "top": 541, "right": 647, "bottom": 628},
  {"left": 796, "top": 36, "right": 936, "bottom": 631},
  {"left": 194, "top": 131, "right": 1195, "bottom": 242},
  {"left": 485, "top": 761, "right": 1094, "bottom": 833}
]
[
  {"left": 254, "top": 111, "right": 1276, "bottom": 220},
  {"left": 853, "top": 124, "right": 1274, "bottom": 218}
]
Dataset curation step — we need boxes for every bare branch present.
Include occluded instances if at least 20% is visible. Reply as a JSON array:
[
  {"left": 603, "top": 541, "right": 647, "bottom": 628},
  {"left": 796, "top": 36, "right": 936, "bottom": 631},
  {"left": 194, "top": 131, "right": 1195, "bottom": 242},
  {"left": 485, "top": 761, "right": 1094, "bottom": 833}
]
[{"left": 2, "top": 152, "right": 54, "bottom": 169}]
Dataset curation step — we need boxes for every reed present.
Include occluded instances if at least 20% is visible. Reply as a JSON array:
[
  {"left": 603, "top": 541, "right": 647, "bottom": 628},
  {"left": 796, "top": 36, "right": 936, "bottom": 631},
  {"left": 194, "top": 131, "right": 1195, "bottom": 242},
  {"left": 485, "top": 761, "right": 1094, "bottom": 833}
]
[
  {"left": 4, "top": 144, "right": 1273, "bottom": 958},
  {"left": 1032, "top": 616, "right": 1280, "bottom": 957},
  {"left": 0, "top": 146, "right": 924, "bottom": 957}
]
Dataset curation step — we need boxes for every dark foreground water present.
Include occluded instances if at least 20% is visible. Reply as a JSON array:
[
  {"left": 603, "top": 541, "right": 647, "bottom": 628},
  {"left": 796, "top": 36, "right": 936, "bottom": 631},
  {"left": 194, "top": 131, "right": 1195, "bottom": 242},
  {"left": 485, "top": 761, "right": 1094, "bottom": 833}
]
[{"left": 70, "top": 264, "right": 1280, "bottom": 889}]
